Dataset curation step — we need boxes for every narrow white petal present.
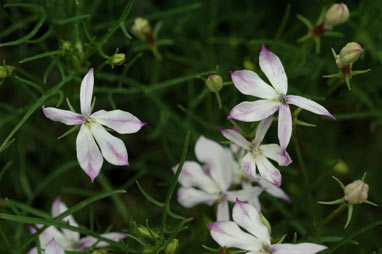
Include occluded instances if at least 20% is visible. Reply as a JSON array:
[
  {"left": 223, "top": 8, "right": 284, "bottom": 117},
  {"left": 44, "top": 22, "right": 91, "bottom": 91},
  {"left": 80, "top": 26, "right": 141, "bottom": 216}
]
[
  {"left": 80, "top": 68, "right": 94, "bottom": 116},
  {"left": 42, "top": 107, "right": 83, "bottom": 125},
  {"left": 227, "top": 186, "right": 264, "bottom": 202},
  {"left": 76, "top": 124, "right": 103, "bottom": 182},
  {"left": 230, "top": 70, "right": 278, "bottom": 99},
  {"left": 79, "top": 232, "right": 128, "bottom": 249},
  {"left": 51, "top": 197, "right": 79, "bottom": 242},
  {"left": 233, "top": 199, "right": 271, "bottom": 245},
  {"left": 271, "top": 243, "right": 328, "bottom": 254},
  {"left": 217, "top": 199, "right": 229, "bottom": 221},
  {"left": 44, "top": 238, "right": 65, "bottom": 254},
  {"left": 91, "top": 123, "right": 129, "bottom": 166},
  {"left": 253, "top": 115, "right": 273, "bottom": 145},
  {"left": 241, "top": 153, "right": 259, "bottom": 181},
  {"left": 38, "top": 226, "right": 71, "bottom": 249},
  {"left": 259, "top": 44, "right": 288, "bottom": 94},
  {"left": 194, "top": 136, "right": 232, "bottom": 191},
  {"left": 208, "top": 221, "right": 261, "bottom": 251},
  {"left": 256, "top": 155, "right": 282, "bottom": 186},
  {"left": 171, "top": 161, "right": 218, "bottom": 193},
  {"left": 219, "top": 128, "right": 251, "bottom": 150},
  {"left": 278, "top": 104, "right": 292, "bottom": 152},
  {"left": 228, "top": 100, "right": 280, "bottom": 122},
  {"left": 287, "top": 95, "right": 335, "bottom": 119},
  {"left": 260, "top": 144, "right": 292, "bottom": 166},
  {"left": 257, "top": 177, "right": 291, "bottom": 202},
  {"left": 177, "top": 187, "right": 218, "bottom": 207},
  {"left": 91, "top": 109, "right": 146, "bottom": 134}
]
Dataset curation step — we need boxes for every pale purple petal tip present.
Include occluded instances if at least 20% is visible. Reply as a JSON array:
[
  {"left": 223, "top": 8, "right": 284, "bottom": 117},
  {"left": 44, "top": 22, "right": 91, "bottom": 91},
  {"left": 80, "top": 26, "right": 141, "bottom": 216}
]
[
  {"left": 217, "top": 127, "right": 224, "bottom": 133},
  {"left": 329, "top": 113, "right": 336, "bottom": 120},
  {"left": 207, "top": 223, "right": 215, "bottom": 231},
  {"left": 235, "top": 197, "right": 243, "bottom": 205},
  {"left": 229, "top": 71, "right": 234, "bottom": 75},
  {"left": 89, "top": 67, "right": 94, "bottom": 73},
  {"left": 227, "top": 114, "right": 235, "bottom": 120},
  {"left": 231, "top": 126, "right": 239, "bottom": 132},
  {"left": 140, "top": 122, "right": 147, "bottom": 127},
  {"left": 273, "top": 179, "right": 281, "bottom": 187},
  {"left": 261, "top": 43, "right": 268, "bottom": 52},
  {"left": 27, "top": 226, "right": 37, "bottom": 234}
]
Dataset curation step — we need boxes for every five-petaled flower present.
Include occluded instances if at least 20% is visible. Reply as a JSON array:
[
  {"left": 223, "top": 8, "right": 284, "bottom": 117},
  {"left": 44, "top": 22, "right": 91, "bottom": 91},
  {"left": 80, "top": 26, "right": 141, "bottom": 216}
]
[
  {"left": 209, "top": 199, "right": 328, "bottom": 254},
  {"left": 173, "top": 136, "right": 263, "bottom": 221},
  {"left": 220, "top": 116, "right": 292, "bottom": 186},
  {"left": 43, "top": 68, "right": 145, "bottom": 181},
  {"left": 228, "top": 44, "right": 335, "bottom": 152},
  {"left": 27, "top": 197, "right": 127, "bottom": 254}
]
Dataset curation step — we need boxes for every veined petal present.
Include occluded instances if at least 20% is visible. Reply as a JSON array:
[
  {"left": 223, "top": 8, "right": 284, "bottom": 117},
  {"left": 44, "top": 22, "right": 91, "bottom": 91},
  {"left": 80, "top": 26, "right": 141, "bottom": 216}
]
[
  {"left": 241, "top": 153, "right": 259, "bottom": 181},
  {"left": 177, "top": 187, "right": 218, "bottom": 207},
  {"left": 91, "top": 110, "right": 146, "bottom": 134},
  {"left": 228, "top": 100, "right": 280, "bottom": 122},
  {"left": 256, "top": 155, "right": 282, "bottom": 186},
  {"left": 253, "top": 115, "right": 273, "bottom": 145},
  {"left": 230, "top": 70, "right": 278, "bottom": 99},
  {"left": 171, "top": 161, "right": 219, "bottom": 193},
  {"left": 278, "top": 104, "right": 292, "bottom": 152},
  {"left": 76, "top": 124, "right": 103, "bottom": 182},
  {"left": 44, "top": 238, "right": 65, "bottom": 254},
  {"left": 271, "top": 243, "right": 328, "bottom": 254},
  {"left": 217, "top": 199, "right": 229, "bottom": 221},
  {"left": 51, "top": 197, "right": 79, "bottom": 242},
  {"left": 219, "top": 128, "right": 251, "bottom": 150},
  {"left": 227, "top": 186, "right": 264, "bottom": 202},
  {"left": 259, "top": 44, "right": 288, "bottom": 94},
  {"left": 208, "top": 221, "right": 261, "bottom": 251},
  {"left": 260, "top": 144, "right": 292, "bottom": 166},
  {"left": 195, "top": 136, "right": 232, "bottom": 191},
  {"left": 91, "top": 123, "right": 129, "bottom": 166},
  {"left": 232, "top": 199, "right": 271, "bottom": 245},
  {"left": 42, "top": 107, "right": 83, "bottom": 125},
  {"left": 80, "top": 68, "right": 94, "bottom": 116},
  {"left": 257, "top": 177, "right": 291, "bottom": 202},
  {"left": 287, "top": 95, "right": 335, "bottom": 119},
  {"left": 79, "top": 232, "right": 128, "bottom": 249}
]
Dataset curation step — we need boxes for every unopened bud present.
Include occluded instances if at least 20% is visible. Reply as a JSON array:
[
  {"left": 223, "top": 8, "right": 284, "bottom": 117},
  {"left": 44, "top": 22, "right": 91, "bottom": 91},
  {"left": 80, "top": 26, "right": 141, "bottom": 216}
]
[
  {"left": 324, "top": 3, "right": 349, "bottom": 29},
  {"left": 336, "top": 42, "right": 363, "bottom": 68},
  {"left": 132, "top": 18, "right": 152, "bottom": 37},
  {"left": 344, "top": 180, "right": 369, "bottom": 204},
  {"left": 205, "top": 75, "right": 223, "bottom": 92},
  {"left": 165, "top": 239, "right": 179, "bottom": 254},
  {"left": 109, "top": 53, "right": 126, "bottom": 67},
  {"left": 0, "top": 65, "right": 15, "bottom": 79},
  {"left": 138, "top": 226, "right": 159, "bottom": 239},
  {"left": 60, "top": 40, "right": 72, "bottom": 51}
]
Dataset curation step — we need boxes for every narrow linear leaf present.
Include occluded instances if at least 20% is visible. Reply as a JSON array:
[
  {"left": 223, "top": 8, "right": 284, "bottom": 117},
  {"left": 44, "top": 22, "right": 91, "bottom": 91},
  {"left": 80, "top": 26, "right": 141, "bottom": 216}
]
[{"left": 19, "top": 50, "right": 65, "bottom": 63}]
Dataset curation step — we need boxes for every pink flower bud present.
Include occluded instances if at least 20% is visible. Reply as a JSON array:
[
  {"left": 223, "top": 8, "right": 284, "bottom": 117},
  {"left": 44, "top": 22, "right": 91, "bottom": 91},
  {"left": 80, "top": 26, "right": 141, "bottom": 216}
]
[
  {"left": 344, "top": 180, "right": 369, "bottom": 204},
  {"left": 336, "top": 42, "right": 363, "bottom": 68},
  {"left": 324, "top": 3, "right": 349, "bottom": 29}
]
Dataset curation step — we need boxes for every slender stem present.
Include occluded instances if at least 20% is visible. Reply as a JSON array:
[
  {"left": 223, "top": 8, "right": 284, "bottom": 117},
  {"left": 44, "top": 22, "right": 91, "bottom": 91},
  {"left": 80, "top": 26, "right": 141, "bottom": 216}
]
[{"left": 292, "top": 127, "right": 310, "bottom": 187}]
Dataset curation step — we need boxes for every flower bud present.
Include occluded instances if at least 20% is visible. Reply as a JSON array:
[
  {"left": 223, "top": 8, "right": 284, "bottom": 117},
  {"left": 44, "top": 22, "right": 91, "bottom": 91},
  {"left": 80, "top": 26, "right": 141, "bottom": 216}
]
[
  {"left": 344, "top": 180, "right": 369, "bottom": 204},
  {"left": 132, "top": 18, "right": 152, "bottom": 37},
  {"left": 109, "top": 53, "right": 126, "bottom": 67},
  {"left": 0, "top": 65, "right": 15, "bottom": 79},
  {"left": 336, "top": 42, "right": 363, "bottom": 68},
  {"left": 138, "top": 226, "right": 159, "bottom": 239},
  {"left": 324, "top": 3, "right": 349, "bottom": 29},
  {"left": 205, "top": 75, "right": 223, "bottom": 92},
  {"left": 60, "top": 40, "right": 72, "bottom": 51},
  {"left": 165, "top": 239, "right": 179, "bottom": 254}
]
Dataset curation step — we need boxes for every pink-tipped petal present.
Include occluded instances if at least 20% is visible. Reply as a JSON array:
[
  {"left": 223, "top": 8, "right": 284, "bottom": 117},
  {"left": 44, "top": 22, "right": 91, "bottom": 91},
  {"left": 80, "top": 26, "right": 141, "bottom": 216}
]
[
  {"left": 219, "top": 128, "right": 251, "bottom": 150},
  {"left": 260, "top": 144, "right": 292, "bottom": 166},
  {"left": 256, "top": 155, "right": 282, "bottom": 186},
  {"left": 271, "top": 243, "right": 328, "bottom": 254},
  {"left": 80, "top": 68, "right": 94, "bottom": 116},
  {"left": 287, "top": 95, "right": 335, "bottom": 119},
  {"left": 278, "top": 104, "right": 292, "bottom": 152},
  {"left": 177, "top": 187, "right": 218, "bottom": 207},
  {"left": 229, "top": 100, "right": 280, "bottom": 122},
  {"left": 259, "top": 44, "right": 288, "bottom": 94},
  {"left": 195, "top": 136, "right": 232, "bottom": 191},
  {"left": 171, "top": 161, "right": 218, "bottom": 193},
  {"left": 42, "top": 106, "right": 84, "bottom": 125},
  {"left": 230, "top": 70, "right": 278, "bottom": 99},
  {"left": 90, "top": 123, "right": 129, "bottom": 166},
  {"left": 91, "top": 109, "right": 145, "bottom": 134},
  {"left": 233, "top": 199, "right": 271, "bottom": 244},
  {"left": 208, "top": 221, "right": 260, "bottom": 251},
  {"left": 79, "top": 232, "right": 128, "bottom": 249},
  {"left": 51, "top": 197, "right": 80, "bottom": 242},
  {"left": 217, "top": 199, "right": 229, "bottom": 221},
  {"left": 44, "top": 238, "right": 65, "bottom": 254},
  {"left": 76, "top": 124, "right": 103, "bottom": 182},
  {"left": 254, "top": 115, "right": 274, "bottom": 145},
  {"left": 257, "top": 177, "right": 291, "bottom": 202}
]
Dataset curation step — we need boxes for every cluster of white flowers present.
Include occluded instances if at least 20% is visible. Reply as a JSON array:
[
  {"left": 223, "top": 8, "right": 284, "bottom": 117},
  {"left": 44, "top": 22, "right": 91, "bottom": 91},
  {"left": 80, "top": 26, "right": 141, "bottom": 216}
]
[{"left": 173, "top": 45, "right": 333, "bottom": 253}]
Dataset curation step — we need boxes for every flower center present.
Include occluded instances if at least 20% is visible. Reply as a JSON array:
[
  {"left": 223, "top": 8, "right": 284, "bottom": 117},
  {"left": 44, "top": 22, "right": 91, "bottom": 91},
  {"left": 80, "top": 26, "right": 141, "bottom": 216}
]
[
  {"left": 250, "top": 145, "right": 261, "bottom": 158},
  {"left": 279, "top": 93, "right": 287, "bottom": 105}
]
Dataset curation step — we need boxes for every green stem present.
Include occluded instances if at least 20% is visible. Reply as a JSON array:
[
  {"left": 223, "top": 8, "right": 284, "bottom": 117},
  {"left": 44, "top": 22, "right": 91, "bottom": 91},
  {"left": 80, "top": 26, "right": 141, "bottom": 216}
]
[{"left": 292, "top": 127, "right": 310, "bottom": 187}]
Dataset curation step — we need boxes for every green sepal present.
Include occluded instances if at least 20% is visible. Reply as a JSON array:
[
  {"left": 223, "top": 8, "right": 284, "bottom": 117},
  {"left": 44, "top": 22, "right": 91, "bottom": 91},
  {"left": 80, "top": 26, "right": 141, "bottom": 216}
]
[
  {"left": 318, "top": 198, "right": 344, "bottom": 205},
  {"left": 344, "top": 204, "right": 353, "bottom": 229},
  {"left": 57, "top": 125, "right": 80, "bottom": 140},
  {"left": 332, "top": 176, "right": 345, "bottom": 190}
]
